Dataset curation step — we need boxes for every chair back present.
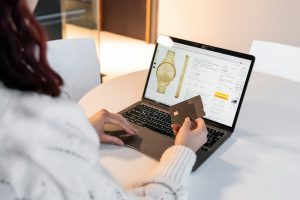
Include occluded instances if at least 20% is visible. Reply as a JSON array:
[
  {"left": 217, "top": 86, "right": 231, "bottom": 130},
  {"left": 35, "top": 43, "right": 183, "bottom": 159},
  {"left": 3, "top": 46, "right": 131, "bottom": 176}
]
[
  {"left": 249, "top": 40, "right": 300, "bottom": 82},
  {"left": 47, "top": 38, "right": 101, "bottom": 102}
]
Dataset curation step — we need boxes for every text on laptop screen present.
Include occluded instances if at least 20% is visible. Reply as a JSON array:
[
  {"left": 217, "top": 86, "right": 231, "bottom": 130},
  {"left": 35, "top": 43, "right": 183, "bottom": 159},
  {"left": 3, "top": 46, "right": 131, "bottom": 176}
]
[{"left": 144, "top": 42, "right": 252, "bottom": 127}]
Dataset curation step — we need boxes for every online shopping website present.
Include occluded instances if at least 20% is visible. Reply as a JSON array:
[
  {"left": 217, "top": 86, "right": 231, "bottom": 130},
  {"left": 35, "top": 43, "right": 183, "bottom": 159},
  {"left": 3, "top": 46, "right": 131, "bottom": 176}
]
[{"left": 144, "top": 42, "right": 251, "bottom": 127}]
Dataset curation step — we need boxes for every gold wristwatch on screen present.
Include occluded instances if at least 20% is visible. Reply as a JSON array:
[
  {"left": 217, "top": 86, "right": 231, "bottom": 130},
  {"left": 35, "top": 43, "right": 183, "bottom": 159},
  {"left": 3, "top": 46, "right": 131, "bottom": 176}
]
[{"left": 156, "top": 50, "right": 176, "bottom": 94}]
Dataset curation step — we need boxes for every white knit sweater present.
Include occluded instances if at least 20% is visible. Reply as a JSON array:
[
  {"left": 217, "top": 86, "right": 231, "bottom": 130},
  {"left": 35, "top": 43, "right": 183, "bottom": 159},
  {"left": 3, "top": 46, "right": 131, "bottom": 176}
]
[{"left": 0, "top": 84, "right": 196, "bottom": 200}]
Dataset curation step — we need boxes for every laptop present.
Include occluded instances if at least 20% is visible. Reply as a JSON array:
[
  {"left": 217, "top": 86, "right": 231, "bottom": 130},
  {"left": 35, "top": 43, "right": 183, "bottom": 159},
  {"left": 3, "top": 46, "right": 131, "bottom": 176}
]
[{"left": 113, "top": 36, "right": 255, "bottom": 171}]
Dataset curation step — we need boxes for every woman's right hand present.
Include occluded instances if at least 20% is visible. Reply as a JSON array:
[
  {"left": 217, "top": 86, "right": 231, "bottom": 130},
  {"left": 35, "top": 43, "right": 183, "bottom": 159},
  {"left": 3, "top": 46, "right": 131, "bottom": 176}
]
[
  {"left": 89, "top": 109, "right": 136, "bottom": 146},
  {"left": 172, "top": 117, "right": 208, "bottom": 152}
]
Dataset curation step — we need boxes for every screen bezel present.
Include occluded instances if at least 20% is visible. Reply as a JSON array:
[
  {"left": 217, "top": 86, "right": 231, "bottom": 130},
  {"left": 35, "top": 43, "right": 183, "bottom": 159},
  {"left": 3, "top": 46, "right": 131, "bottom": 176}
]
[{"left": 141, "top": 36, "right": 255, "bottom": 132}]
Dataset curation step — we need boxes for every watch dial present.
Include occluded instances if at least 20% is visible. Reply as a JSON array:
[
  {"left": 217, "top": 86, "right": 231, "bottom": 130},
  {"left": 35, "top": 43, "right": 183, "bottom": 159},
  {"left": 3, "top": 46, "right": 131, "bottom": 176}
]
[{"left": 156, "top": 63, "right": 176, "bottom": 83}]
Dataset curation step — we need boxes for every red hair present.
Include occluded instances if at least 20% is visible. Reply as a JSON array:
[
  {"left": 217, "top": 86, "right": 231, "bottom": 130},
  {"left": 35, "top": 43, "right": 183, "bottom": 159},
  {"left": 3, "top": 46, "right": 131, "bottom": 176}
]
[{"left": 0, "top": 0, "right": 63, "bottom": 97}]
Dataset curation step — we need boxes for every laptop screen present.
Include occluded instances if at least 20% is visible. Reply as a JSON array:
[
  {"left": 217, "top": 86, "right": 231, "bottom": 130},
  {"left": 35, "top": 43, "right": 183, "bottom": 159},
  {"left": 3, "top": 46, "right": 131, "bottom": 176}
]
[{"left": 143, "top": 37, "right": 254, "bottom": 128}]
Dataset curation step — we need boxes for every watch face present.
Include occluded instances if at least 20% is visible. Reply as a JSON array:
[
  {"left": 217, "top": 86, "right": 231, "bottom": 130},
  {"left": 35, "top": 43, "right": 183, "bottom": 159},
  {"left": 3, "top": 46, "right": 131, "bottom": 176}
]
[{"left": 156, "top": 62, "right": 176, "bottom": 82}]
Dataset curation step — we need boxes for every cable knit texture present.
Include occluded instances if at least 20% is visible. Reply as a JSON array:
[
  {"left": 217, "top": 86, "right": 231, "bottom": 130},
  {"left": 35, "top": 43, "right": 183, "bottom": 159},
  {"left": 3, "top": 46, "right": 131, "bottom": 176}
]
[{"left": 0, "top": 84, "right": 196, "bottom": 200}]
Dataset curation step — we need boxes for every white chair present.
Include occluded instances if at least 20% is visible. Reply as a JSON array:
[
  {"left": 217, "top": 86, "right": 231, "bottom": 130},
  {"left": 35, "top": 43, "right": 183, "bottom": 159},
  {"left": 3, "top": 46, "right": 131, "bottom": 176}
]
[
  {"left": 249, "top": 40, "right": 300, "bottom": 83},
  {"left": 47, "top": 38, "right": 101, "bottom": 102}
]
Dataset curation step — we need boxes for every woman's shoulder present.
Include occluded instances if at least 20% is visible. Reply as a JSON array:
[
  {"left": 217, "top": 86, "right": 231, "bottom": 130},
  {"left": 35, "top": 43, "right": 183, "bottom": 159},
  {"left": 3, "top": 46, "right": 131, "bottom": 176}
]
[
  {"left": 0, "top": 85, "right": 100, "bottom": 168},
  {"left": 1, "top": 85, "right": 82, "bottom": 122},
  {"left": 0, "top": 86, "right": 99, "bottom": 153},
  {"left": 0, "top": 84, "right": 77, "bottom": 113}
]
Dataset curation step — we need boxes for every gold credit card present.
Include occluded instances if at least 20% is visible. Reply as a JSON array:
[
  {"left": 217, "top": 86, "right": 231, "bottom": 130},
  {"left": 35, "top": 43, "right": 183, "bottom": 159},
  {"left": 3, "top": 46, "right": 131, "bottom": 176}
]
[{"left": 169, "top": 95, "right": 205, "bottom": 125}]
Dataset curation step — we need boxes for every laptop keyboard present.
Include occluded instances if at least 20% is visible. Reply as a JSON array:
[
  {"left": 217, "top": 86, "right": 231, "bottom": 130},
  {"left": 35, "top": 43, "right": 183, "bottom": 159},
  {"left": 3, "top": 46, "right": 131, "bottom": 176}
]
[
  {"left": 202, "top": 127, "right": 225, "bottom": 151},
  {"left": 122, "top": 104, "right": 174, "bottom": 138},
  {"left": 122, "top": 104, "right": 225, "bottom": 151}
]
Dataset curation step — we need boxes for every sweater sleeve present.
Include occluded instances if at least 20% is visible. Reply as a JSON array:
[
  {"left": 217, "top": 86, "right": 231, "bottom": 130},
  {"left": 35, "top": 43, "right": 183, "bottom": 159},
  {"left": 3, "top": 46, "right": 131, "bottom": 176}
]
[{"left": 127, "top": 145, "right": 196, "bottom": 200}]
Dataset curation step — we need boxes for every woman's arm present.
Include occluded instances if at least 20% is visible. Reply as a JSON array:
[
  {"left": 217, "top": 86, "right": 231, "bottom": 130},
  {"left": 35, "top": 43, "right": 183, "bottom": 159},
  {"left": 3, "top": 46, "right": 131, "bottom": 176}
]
[
  {"left": 128, "top": 145, "right": 196, "bottom": 200},
  {"left": 89, "top": 110, "right": 207, "bottom": 200},
  {"left": 0, "top": 112, "right": 206, "bottom": 200},
  {"left": 127, "top": 118, "right": 207, "bottom": 200}
]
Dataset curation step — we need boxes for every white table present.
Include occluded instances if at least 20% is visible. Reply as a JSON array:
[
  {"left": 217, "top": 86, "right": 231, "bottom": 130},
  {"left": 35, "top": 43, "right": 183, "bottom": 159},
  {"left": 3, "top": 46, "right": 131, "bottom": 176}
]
[{"left": 79, "top": 70, "right": 300, "bottom": 200}]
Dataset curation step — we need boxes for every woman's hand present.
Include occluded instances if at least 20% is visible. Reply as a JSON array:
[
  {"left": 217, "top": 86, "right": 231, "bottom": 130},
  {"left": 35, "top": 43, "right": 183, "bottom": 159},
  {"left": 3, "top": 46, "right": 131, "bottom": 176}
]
[
  {"left": 171, "top": 117, "right": 208, "bottom": 152},
  {"left": 89, "top": 109, "right": 136, "bottom": 146}
]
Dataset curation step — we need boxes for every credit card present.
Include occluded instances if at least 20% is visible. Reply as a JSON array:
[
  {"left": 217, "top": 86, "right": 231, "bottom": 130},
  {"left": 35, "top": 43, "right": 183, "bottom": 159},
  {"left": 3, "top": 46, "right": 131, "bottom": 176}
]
[{"left": 169, "top": 95, "right": 205, "bottom": 125}]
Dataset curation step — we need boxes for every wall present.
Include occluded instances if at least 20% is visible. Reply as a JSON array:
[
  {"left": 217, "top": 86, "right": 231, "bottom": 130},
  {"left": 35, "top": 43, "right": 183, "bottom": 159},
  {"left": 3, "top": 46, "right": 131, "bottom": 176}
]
[
  {"left": 102, "top": 0, "right": 146, "bottom": 40},
  {"left": 157, "top": 0, "right": 300, "bottom": 53}
]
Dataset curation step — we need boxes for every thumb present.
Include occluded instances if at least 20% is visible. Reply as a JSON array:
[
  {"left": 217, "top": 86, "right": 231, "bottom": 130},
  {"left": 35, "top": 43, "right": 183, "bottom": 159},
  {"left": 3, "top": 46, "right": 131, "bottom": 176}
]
[
  {"left": 182, "top": 117, "right": 191, "bottom": 129},
  {"left": 100, "top": 134, "right": 124, "bottom": 146}
]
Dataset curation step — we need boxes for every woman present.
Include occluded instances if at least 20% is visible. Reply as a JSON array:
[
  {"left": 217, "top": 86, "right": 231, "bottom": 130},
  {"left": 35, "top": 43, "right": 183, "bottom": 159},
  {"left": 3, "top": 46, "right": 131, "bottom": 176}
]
[{"left": 0, "top": 0, "right": 208, "bottom": 199}]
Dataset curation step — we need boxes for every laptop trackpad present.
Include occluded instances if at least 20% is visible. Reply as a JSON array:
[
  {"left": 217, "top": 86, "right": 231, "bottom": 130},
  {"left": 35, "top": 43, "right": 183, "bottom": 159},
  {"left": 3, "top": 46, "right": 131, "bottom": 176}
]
[{"left": 122, "top": 126, "right": 174, "bottom": 160}]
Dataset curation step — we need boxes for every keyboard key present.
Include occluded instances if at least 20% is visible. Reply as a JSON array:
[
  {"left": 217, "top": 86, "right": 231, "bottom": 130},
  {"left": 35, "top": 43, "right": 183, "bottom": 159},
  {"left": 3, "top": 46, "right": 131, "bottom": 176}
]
[{"left": 201, "top": 128, "right": 225, "bottom": 151}]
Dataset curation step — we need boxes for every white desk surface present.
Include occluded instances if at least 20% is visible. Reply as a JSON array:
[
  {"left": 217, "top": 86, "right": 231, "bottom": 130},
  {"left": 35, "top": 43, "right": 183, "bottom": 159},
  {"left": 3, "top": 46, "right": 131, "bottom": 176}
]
[{"left": 79, "top": 70, "right": 300, "bottom": 200}]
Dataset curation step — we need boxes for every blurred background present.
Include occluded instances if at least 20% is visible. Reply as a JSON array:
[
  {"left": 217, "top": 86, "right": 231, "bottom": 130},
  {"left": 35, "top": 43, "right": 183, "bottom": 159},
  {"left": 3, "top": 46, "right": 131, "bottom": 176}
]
[{"left": 35, "top": 0, "right": 300, "bottom": 81}]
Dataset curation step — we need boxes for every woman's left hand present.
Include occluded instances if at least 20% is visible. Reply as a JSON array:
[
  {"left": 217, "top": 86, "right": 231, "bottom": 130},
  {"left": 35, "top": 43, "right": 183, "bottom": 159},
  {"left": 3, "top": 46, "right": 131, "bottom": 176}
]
[{"left": 89, "top": 109, "right": 137, "bottom": 146}]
